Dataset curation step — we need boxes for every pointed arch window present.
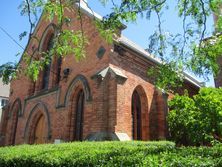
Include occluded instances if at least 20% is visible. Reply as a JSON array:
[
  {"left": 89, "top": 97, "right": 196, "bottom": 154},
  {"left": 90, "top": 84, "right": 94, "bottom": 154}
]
[
  {"left": 42, "top": 34, "right": 54, "bottom": 90},
  {"left": 11, "top": 108, "right": 19, "bottom": 145},
  {"left": 74, "top": 90, "right": 85, "bottom": 141},
  {"left": 132, "top": 90, "right": 142, "bottom": 140},
  {"left": 55, "top": 56, "right": 62, "bottom": 86},
  {"left": 10, "top": 101, "right": 21, "bottom": 145}
]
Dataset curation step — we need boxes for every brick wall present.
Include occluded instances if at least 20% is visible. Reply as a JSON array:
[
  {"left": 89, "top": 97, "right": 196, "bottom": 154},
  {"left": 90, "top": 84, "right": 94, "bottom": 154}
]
[
  {"left": 215, "top": 56, "right": 222, "bottom": 87},
  {"left": 0, "top": 4, "right": 200, "bottom": 146}
]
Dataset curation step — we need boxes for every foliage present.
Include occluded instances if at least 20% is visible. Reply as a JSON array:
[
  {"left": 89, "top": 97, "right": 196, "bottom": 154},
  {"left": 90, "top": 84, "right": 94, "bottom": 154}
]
[
  {"left": 148, "top": 61, "right": 184, "bottom": 92},
  {"left": 1, "top": 0, "right": 222, "bottom": 91},
  {"left": 1, "top": 0, "right": 88, "bottom": 82},
  {"left": 99, "top": 0, "right": 222, "bottom": 82},
  {"left": 0, "top": 62, "right": 18, "bottom": 84},
  {"left": 191, "top": 33, "right": 222, "bottom": 78},
  {"left": 0, "top": 141, "right": 222, "bottom": 167},
  {"left": 168, "top": 87, "right": 222, "bottom": 146}
]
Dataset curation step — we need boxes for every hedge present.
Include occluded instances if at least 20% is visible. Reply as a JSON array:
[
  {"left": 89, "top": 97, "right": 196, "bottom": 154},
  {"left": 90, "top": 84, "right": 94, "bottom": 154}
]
[{"left": 0, "top": 141, "right": 221, "bottom": 167}]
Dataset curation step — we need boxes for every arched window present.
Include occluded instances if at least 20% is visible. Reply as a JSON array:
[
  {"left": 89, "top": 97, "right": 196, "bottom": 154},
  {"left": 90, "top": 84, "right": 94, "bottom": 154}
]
[
  {"left": 55, "top": 56, "right": 62, "bottom": 86},
  {"left": 132, "top": 90, "right": 142, "bottom": 140},
  {"left": 9, "top": 99, "right": 21, "bottom": 145},
  {"left": 10, "top": 108, "right": 19, "bottom": 145},
  {"left": 42, "top": 35, "right": 54, "bottom": 90},
  {"left": 74, "top": 90, "right": 85, "bottom": 141}
]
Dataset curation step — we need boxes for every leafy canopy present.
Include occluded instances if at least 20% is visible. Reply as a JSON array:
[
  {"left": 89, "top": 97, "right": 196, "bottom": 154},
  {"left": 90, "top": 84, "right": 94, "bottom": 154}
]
[{"left": 0, "top": 0, "right": 222, "bottom": 91}]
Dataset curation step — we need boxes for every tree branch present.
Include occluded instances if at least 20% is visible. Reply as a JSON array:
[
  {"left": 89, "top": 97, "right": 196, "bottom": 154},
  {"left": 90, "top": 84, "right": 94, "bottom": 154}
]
[{"left": 25, "top": 0, "right": 34, "bottom": 43}]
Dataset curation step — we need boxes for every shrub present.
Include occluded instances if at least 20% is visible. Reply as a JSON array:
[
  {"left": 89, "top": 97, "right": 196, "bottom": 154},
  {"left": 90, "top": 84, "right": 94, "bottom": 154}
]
[
  {"left": 168, "top": 87, "right": 222, "bottom": 146},
  {"left": 0, "top": 141, "right": 222, "bottom": 167},
  {"left": 0, "top": 141, "right": 174, "bottom": 167}
]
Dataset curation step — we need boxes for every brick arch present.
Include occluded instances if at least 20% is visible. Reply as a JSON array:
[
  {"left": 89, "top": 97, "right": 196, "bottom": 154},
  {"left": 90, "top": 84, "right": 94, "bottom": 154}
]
[
  {"left": 131, "top": 85, "right": 149, "bottom": 140},
  {"left": 8, "top": 98, "right": 22, "bottom": 145},
  {"left": 38, "top": 23, "right": 57, "bottom": 52},
  {"left": 24, "top": 102, "right": 51, "bottom": 144},
  {"left": 64, "top": 74, "right": 92, "bottom": 106},
  {"left": 8, "top": 98, "right": 22, "bottom": 117}
]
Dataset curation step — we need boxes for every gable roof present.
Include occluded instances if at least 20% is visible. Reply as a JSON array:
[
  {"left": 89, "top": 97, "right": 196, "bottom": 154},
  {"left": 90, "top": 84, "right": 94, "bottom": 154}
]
[
  {"left": 78, "top": 2, "right": 202, "bottom": 88},
  {"left": 21, "top": 1, "right": 202, "bottom": 88}
]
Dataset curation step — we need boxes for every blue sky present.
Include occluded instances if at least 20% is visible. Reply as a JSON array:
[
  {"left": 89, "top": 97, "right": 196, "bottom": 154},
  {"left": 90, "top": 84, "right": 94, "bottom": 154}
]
[
  {"left": 0, "top": 0, "right": 215, "bottom": 86},
  {"left": 0, "top": 1, "right": 29, "bottom": 64}
]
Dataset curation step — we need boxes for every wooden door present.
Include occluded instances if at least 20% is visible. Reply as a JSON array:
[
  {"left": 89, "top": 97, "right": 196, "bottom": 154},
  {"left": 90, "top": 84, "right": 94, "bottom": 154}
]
[
  {"left": 34, "top": 115, "right": 46, "bottom": 144},
  {"left": 74, "top": 90, "right": 84, "bottom": 141},
  {"left": 132, "top": 91, "right": 142, "bottom": 140}
]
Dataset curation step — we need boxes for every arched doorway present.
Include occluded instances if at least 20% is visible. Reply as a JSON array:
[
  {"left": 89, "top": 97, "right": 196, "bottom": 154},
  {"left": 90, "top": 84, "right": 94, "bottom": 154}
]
[
  {"left": 132, "top": 90, "right": 142, "bottom": 140},
  {"left": 33, "top": 114, "right": 47, "bottom": 144},
  {"left": 24, "top": 102, "right": 51, "bottom": 144},
  {"left": 74, "top": 90, "right": 85, "bottom": 141}
]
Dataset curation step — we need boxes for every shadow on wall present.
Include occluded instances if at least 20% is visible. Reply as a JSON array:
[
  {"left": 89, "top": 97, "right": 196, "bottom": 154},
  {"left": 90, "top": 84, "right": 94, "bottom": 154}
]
[{"left": 149, "top": 89, "right": 168, "bottom": 140}]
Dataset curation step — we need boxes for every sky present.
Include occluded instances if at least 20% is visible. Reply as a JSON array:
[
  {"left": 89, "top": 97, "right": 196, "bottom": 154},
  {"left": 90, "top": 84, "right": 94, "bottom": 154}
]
[{"left": 0, "top": 0, "right": 216, "bottom": 86}]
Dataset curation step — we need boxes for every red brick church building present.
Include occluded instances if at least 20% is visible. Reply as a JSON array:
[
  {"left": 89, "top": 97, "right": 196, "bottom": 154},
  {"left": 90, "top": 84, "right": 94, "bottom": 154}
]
[{"left": 0, "top": 1, "right": 202, "bottom": 146}]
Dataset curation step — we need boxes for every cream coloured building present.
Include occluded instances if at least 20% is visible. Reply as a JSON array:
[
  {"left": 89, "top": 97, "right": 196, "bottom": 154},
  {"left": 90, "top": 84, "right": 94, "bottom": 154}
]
[{"left": 0, "top": 78, "right": 10, "bottom": 122}]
